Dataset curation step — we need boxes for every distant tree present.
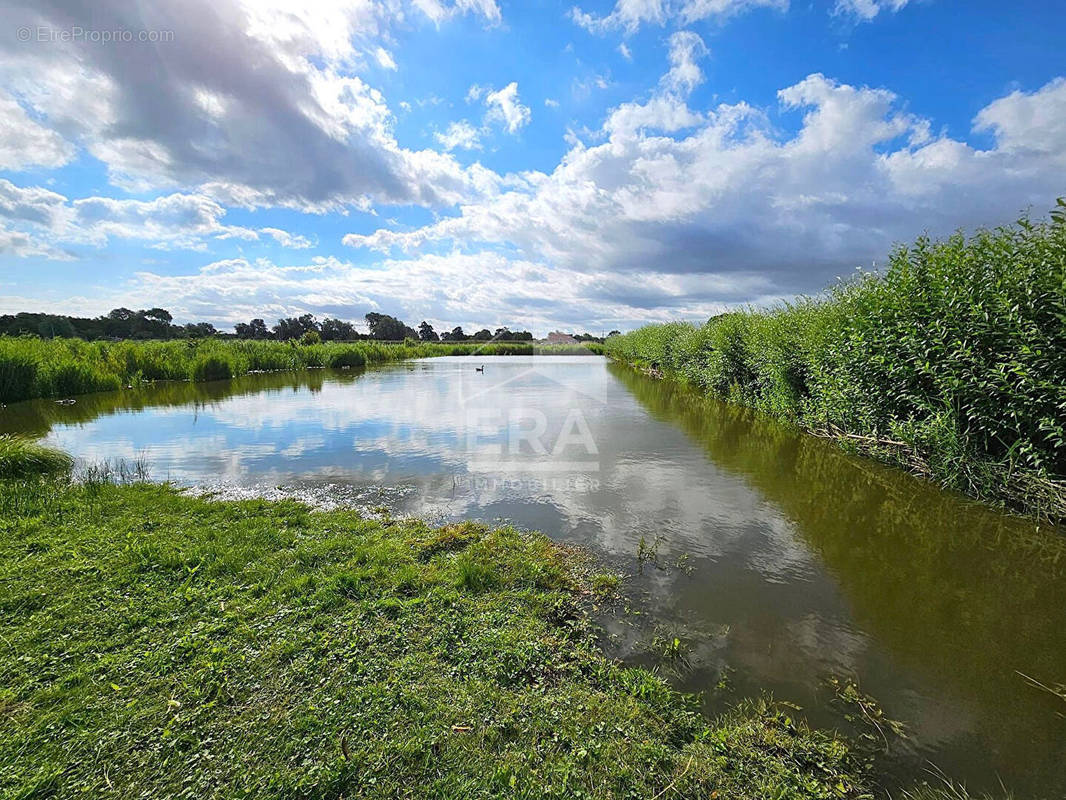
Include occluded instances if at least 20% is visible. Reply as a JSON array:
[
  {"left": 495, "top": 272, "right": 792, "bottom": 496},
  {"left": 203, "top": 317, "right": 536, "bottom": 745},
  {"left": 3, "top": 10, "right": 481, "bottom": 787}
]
[
  {"left": 365, "top": 312, "right": 416, "bottom": 341},
  {"left": 441, "top": 326, "right": 466, "bottom": 342},
  {"left": 183, "top": 322, "right": 217, "bottom": 338},
  {"left": 37, "top": 316, "right": 76, "bottom": 339},
  {"left": 493, "top": 327, "right": 512, "bottom": 340},
  {"left": 300, "top": 330, "right": 321, "bottom": 345},
  {"left": 273, "top": 314, "right": 318, "bottom": 340},
  {"left": 510, "top": 330, "right": 533, "bottom": 341},
  {"left": 607, "top": 330, "right": 621, "bottom": 337},
  {"left": 418, "top": 321, "right": 439, "bottom": 342},
  {"left": 472, "top": 328, "right": 493, "bottom": 342},
  {"left": 320, "top": 317, "right": 357, "bottom": 341},
  {"left": 236, "top": 318, "right": 271, "bottom": 339},
  {"left": 142, "top": 308, "right": 173, "bottom": 324}
]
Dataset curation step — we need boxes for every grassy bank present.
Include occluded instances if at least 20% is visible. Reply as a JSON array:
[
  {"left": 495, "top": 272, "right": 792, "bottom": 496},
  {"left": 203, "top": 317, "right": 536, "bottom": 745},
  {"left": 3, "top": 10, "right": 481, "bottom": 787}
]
[
  {"left": 0, "top": 338, "right": 602, "bottom": 404},
  {"left": 0, "top": 468, "right": 868, "bottom": 799},
  {"left": 605, "top": 215, "right": 1066, "bottom": 518}
]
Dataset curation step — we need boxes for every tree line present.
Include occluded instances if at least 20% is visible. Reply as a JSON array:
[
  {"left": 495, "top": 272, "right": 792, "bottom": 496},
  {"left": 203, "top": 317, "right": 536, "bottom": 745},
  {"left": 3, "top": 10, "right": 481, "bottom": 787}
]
[{"left": 0, "top": 308, "right": 611, "bottom": 343}]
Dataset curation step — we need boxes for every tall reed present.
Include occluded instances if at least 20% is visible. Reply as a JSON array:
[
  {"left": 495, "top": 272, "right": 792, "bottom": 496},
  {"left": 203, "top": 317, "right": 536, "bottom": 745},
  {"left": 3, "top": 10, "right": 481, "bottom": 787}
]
[{"left": 606, "top": 213, "right": 1066, "bottom": 517}]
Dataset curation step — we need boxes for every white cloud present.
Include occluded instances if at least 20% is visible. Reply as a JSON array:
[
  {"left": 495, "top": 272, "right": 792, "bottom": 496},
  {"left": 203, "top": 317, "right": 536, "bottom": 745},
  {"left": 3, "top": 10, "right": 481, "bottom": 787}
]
[
  {"left": 833, "top": 0, "right": 911, "bottom": 21},
  {"left": 571, "top": 0, "right": 787, "bottom": 35},
  {"left": 0, "top": 181, "right": 314, "bottom": 252},
  {"left": 545, "top": 98, "right": 561, "bottom": 108},
  {"left": 346, "top": 73, "right": 1066, "bottom": 303},
  {"left": 662, "top": 31, "right": 709, "bottom": 94},
  {"left": 435, "top": 120, "right": 483, "bottom": 151},
  {"left": 374, "top": 47, "right": 398, "bottom": 70},
  {"left": 0, "top": 0, "right": 503, "bottom": 212},
  {"left": 618, "top": 42, "right": 633, "bottom": 60},
  {"left": 0, "top": 91, "right": 75, "bottom": 171},
  {"left": 482, "top": 82, "right": 532, "bottom": 134},
  {"left": 35, "top": 252, "right": 768, "bottom": 333}
]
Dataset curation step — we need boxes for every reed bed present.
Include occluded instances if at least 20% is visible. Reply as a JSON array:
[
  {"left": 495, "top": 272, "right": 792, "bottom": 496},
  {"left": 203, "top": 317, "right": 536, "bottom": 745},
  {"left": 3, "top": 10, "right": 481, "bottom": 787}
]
[
  {"left": 605, "top": 214, "right": 1066, "bottom": 517},
  {"left": 0, "top": 338, "right": 601, "bottom": 404}
]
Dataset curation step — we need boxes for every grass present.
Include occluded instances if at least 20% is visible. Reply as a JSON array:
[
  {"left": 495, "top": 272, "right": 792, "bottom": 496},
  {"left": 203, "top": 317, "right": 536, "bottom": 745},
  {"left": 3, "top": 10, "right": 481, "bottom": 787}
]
[
  {"left": 0, "top": 473, "right": 871, "bottom": 799},
  {"left": 0, "top": 339, "right": 602, "bottom": 404},
  {"left": 0, "top": 435, "right": 73, "bottom": 479},
  {"left": 605, "top": 212, "right": 1066, "bottom": 518}
]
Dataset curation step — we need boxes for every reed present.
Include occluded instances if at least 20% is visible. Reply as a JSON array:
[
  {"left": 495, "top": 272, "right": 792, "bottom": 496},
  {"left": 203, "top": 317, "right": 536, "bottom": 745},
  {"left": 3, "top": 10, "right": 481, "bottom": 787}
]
[
  {"left": 606, "top": 212, "right": 1066, "bottom": 517},
  {"left": 0, "top": 338, "right": 602, "bottom": 403}
]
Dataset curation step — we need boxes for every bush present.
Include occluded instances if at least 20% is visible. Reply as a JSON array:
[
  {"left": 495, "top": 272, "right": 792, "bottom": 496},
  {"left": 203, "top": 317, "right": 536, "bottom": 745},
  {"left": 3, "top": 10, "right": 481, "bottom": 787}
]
[{"left": 300, "top": 330, "right": 321, "bottom": 346}]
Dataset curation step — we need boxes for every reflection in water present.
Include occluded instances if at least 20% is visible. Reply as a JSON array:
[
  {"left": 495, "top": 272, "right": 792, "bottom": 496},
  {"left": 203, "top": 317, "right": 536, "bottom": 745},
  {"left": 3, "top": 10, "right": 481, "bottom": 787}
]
[
  {"left": 611, "top": 365, "right": 1066, "bottom": 797},
  {"left": 2, "top": 357, "right": 1063, "bottom": 798}
]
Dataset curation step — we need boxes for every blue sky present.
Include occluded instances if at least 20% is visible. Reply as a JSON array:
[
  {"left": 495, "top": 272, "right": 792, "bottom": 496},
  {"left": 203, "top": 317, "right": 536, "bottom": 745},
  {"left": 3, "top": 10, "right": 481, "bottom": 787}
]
[{"left": 0, "top": 0, "right": 1063, "bottom": 335}]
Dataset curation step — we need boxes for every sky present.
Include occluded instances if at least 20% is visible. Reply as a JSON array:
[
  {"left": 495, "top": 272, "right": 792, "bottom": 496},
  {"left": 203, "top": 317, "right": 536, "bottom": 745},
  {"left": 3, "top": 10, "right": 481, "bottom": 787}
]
[{"left": 0, "top": 0, "right": 1063, "bottom": 336}]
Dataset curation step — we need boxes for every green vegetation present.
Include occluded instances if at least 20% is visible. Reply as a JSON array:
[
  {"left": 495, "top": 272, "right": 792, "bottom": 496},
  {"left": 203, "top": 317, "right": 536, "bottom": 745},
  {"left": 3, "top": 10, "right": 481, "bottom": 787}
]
[
  {"left": 0, "top": 474, "right": 870, "bottom": 799},
  {"left": 0, "top": 435, "right": 73, "bottom": 479},
  {"left": 0, "top": 338, "right": 601, "bottom": 404},
  {"left": 605, "top": 212, "right": 1066, "bottom": 517}
]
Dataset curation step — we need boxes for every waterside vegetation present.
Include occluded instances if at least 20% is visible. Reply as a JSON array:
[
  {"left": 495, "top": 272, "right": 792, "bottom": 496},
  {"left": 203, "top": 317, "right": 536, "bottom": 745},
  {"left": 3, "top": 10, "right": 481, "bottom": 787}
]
[
  {"left": 605, "top": 211, "right": 1066, "bottom": 519},
  {"left": 0, "top": 337, "right": 603, "bottom": 404}
]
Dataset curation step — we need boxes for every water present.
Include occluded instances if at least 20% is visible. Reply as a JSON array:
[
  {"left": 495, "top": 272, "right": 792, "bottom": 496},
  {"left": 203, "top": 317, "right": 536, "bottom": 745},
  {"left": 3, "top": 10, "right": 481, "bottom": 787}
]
[{"left": 3, "top": 355, "right": 1064, "bottom": 798}]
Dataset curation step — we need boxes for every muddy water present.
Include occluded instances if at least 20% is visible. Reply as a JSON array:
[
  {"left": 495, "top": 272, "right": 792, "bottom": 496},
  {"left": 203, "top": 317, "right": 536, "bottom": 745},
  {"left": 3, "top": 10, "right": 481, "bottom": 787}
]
[{"left": 3, "top": 356, "right": 1063, "bottom": 797}]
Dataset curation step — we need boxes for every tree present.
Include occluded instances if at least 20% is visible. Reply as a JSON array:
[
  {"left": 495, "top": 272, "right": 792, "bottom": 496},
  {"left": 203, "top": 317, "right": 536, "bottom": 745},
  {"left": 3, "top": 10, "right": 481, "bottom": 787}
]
[
  {"left": 472, "top": 328, "right": 493, "bottom": 341},
  {"left": 273, "top": 314, "right": 318, "bottom": 340},
  {"left": 235, "top": 318, "right": 271, "bottom": 339},
  {"left": 608, "top": 330, "right": 621, "bottom": 337},
  {"left": 37, "top": 316, "right": 76, "bottom": 339},
  {"left": 493, "top": 327, "right": 512, "bottom": 340},
  {"left": 183, "top": 322, "right": 217, "bottom": 338},
  {"left": 418, "top": 321, "right": 439, "bottom": 342},
  {"left": 320, "top": 317, "right": 357, "bottom": 341},
  {"left": 441, "top": 326, "right": 466, "bottom": 342},
  {"left": 365, "top": 312, "right": 416, "bottom": 341},
  {"left": 142, "top": 308, "right": 173, "bottom": 324}
]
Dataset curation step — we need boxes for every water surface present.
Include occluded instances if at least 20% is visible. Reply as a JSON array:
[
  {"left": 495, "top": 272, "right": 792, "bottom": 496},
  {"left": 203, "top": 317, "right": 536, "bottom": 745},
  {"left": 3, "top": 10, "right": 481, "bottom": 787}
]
[{"left": 3, "top": 356, "right": 1064, "bottom": 797}]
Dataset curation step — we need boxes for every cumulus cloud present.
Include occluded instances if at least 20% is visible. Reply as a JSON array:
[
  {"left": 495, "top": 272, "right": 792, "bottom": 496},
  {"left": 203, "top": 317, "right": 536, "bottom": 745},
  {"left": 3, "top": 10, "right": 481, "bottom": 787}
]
[
  {"left": 435, "top": 120, "right": 483, "bottom": 151},
  {"left": 471, "top": 82, "right": 531, "bottom": 134},
  {"left": 0, "top": 181, "right": 314, "bottom": 252},
  {"left": 0, "top": 0, "right": 502, "bottom": 211},
  {"left": 0, "top": 91, "right": 74, "bottom": 171},
  {"left": 346, "top": 73, "right": 1066, "bottom": 299},
  {"left": 24, "top": 252, "right": 772, "bottom": 333},
  {"left": 571, "top": 0, "right": 787, "bottom": 35}
]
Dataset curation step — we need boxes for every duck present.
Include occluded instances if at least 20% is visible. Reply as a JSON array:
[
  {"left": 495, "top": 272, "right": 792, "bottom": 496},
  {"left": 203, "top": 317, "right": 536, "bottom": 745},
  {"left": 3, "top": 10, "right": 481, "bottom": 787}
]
[{"left": 475, "top": 365, "right": 484, "bottom": 373}]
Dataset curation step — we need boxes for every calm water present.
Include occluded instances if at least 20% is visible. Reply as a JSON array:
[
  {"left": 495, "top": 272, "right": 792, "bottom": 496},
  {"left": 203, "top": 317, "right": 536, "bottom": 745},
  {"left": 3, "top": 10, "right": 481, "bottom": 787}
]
[{"left": 3, "top": 356, "right": 1065, "bottom": 797}]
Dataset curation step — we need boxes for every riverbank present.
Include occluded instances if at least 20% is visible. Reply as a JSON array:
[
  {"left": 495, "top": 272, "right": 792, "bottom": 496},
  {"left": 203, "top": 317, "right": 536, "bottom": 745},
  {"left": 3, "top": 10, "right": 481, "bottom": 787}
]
[
  {"left": 605, "top": 215, "right": 1066, "bottom": 520},
  {"left": 0, "top": 337, "right": 603, "bottom": 404},
  {"left": 1, "top": 472, "right": 869, "bottom": 799}
]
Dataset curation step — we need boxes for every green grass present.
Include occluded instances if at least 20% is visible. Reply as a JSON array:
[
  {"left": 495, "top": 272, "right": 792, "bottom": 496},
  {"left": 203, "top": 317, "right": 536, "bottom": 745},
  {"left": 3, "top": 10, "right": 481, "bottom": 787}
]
[
  {"left": 0, "top": 339, "right": 602, "bottom": 404},
  {"left": 0, "top": 435, "right": 73, "bottom": 479},
  {"left": 0, "top": 478, "right": 870, "bottom": 799},
  {"left": 605, "top": 212, "right": 1066, "bottom": 518}
]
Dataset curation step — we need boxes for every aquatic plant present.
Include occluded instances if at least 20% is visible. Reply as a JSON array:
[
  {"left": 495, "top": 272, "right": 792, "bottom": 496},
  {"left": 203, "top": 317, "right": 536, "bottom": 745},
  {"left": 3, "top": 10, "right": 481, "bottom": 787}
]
[
  {"left": 606, "top": 207, "right": 1066, "bottom": 517},
  {"left": 0, "top": 338, "right": 602, "bottom": 403},
  {"left": 0, "top": 435, "right": 73, "bottom": 479}
]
